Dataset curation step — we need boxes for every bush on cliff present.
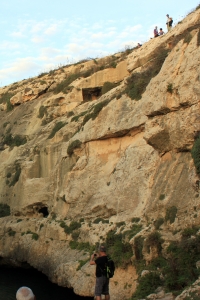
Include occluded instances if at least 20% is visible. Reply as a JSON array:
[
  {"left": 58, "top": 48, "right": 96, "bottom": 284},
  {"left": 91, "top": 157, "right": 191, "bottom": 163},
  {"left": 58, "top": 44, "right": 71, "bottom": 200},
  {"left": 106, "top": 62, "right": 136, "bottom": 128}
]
[
  {"left": 145, "top": 231, "right": 163, "bottom": 254},
  {"left": 165, "top": 206, "right": 177, "bottom": 224},
  {"left": 164, "top": 235, "right": 200, "bottom": 290},
  {"left": 0, "top": 203, "right": 10, "bottom": 217},
  {"left": 9, "top": 164, "right": 21, "bottom": 187},
  {"left": 0, "top": 92, "right": 14, "bottom": 111},
  {"left": 82, "top": 99, "right": 110, "bottom": 126},
  {"left": 131, "top": 272, "right": 162, "bottom": 300},
  {"left": 101, "top": 82, "right": 118, "bottom": 95},
  {"left": 133, "top": 227, "right": 200, "bottom": 298},
  {"left": 106, "top": 230, "right": 133, "bottom": 268},
  {"left": 124, "top": 47, "right": 169, "bottom": 100},
  {"left": 38, "top": 105, "right": 47, "bottom": 118},
  {"left": 48, "top": 121, "right": 66, "bottom": 139},
  {"left": 3, "top": 134, "right": 27, "bottom": 148},
  {"left": 67, "top": 140, "right": 82, "bottom": 156}
]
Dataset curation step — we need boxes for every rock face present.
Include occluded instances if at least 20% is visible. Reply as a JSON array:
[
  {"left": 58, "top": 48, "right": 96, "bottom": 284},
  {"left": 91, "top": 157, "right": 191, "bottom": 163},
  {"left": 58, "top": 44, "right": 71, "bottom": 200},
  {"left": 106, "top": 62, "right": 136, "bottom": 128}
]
[{"left": 0, "top": 8, "right": 200, "bottom": 300}]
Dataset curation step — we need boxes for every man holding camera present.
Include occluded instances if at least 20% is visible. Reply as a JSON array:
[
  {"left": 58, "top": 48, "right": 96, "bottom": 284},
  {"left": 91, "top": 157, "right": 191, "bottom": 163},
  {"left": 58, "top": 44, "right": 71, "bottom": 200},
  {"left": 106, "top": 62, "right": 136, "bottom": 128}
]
[{"left": 90, "top": 245, "right": 110, "bottom": 300}]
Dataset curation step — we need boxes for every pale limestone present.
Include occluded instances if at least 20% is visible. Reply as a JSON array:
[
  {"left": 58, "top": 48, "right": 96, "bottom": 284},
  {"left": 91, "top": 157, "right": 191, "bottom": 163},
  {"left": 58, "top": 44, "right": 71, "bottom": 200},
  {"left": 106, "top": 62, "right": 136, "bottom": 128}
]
[{"left": 0, "top": 8, "right": 199, "bottom": 300}]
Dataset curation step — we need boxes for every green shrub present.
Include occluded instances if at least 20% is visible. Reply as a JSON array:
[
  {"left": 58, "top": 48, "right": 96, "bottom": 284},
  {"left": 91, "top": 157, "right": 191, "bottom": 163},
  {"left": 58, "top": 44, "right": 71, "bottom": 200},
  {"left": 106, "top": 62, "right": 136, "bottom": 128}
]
[
  {"left": 53, "top": 73, "right": 79, "bottom": 94},
  {"left": 116, "top": 221, "right": 126, "bottom": 227},
  {"left": 38, "top": 105, "right": 47, "bottom": 118},
  {"left": 68, "top": 221, "right": 81, "bottom": 232},
  {"left": 82, "top": 99, "right": 110, "bottom": 126},
  {"left": 39, "top": 80, "right": 46, "bottom": 85},
  {"left": 0, "top": 204, "right": 10, "bottom": 217},
  {"left": 165, "top": 206, "right": 177, "bottom": 224},
  {"left": 3, "top": 122, "right": 9, "bottom": 128},
  {"left": 67, "top": 140, "right": 82, "bottom": 156},
  {"left": 181, "top": 226, "right": 199, "bottom": 238},
  {"left": 165, "top": 235, "right": 200, "bottom": 290},
  {"left": 131, "top": 272, "right": 162, "bottom": 299},
  {"left": 167, "top": 83, "right": 173, "bottom": 93},
  {"left": 125, "top": 73, "right": 149, "bottom": 100},
  {"left": 38, "top": 72, "right": 48, "bottom": 78},
  {"left": 150, "top": 256, "right": 168, "bottom": 270},
  {"left": 184, "top": 32, "right": 192, "bottom": 44},
  {"left": 71, "top": 230, "right": 80, "bottom": 241},
  {"left": 145, "top": 231, "right": 163, "bottom": 254},
  {"left": 110, "top": 61, "right": 117, "bottom": 68},
  {"left": 60, "top": 220, "right": 81, "bottom": 234},
  {"left": 77, "top": 259, "right": 89, "bottom": 271},
  {"left": 67, "top": 111, "right": 75, "bottom": 117},
  {"left": 8, "top": 229, "right": 16, "bottom": 236},
  {"left": 3, "top": 134, "right": 27, "bottom": 148},
  {"left": 191, "top": 137, "right": 200, "bottom": 174},
  {"left": 124, "top": 48, "right": 169, "bottom": 100},
  {"left": 6, "top": 172, "right": 12, "bottom": 178},
  {"left": 106, "top": 230, "right": 133, "bottom": 268},
  {"left": 32, "top": 233, "right": 39, "bottom": 240},
  {"left": 154, "top": 218, "right": 164, "bottom": 230},
  {"left": 48, "top": 121, "right": 66, "bottom": 139},
  {"left": 123, "top": 224, "right": 142, "bottom": 240},
  {"left": 134, "top": 236, "right": 144, "bottom": 260},
  {"left": 131, "top": 217, "right": 140, "bottom": 223},
  {"left": 93, "top": 218, "right": 109, "bottom": 224},
  {"left": 101, "top": 82, "right": 117, "bottom": 95},
  {"left": 69, "top": 241, "right": 95, "bottom": 253},
  {"left": 0, "top": 92, "right": 14, "bottom": 111},
  {"left": 159, "top": 194, "right": 165, "bottom": 200},
  {"left": 71, "top": 111, "right": 87, "bottom": 122},
  {"left": 13, "top": 135, "right": 27, "bottom": 147},
  {"left": 9, "top": 164, "right": 21, "bottom": 187}
]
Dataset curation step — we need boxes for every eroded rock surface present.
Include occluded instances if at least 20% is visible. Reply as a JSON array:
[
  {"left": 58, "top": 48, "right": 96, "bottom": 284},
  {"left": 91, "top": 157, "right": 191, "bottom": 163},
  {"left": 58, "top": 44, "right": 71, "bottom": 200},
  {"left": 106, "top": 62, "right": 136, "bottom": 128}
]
[{"left": 0, "top": 8, "right": 200, "bottom": 300}]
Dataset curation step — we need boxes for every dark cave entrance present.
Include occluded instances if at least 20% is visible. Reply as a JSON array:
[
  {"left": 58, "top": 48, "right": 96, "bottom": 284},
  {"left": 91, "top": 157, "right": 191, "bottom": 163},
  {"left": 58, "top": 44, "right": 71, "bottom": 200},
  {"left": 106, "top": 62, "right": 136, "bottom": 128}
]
[
  {"left": 0, "top": 262, "right": 93, "bottom": 300},
  {"left": 82, "top": 87, "right": 102, "bottom": 102},
  {"left": 38, "top": 207, "right": 49, "bottom": 218}
]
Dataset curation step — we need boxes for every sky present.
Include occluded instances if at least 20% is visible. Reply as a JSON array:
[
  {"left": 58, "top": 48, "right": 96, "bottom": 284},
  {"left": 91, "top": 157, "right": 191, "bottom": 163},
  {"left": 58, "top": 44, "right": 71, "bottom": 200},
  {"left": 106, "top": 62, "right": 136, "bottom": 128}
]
[{"left": 0, "top": 0, "right": 199, "bottom": 87}]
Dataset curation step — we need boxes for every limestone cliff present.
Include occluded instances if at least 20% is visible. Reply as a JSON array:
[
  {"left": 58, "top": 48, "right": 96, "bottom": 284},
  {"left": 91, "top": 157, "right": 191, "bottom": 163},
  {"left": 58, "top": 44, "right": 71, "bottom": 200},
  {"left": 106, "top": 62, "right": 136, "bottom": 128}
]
[{"left": 0, "top": 7, "right": 200, "bottom": 300}]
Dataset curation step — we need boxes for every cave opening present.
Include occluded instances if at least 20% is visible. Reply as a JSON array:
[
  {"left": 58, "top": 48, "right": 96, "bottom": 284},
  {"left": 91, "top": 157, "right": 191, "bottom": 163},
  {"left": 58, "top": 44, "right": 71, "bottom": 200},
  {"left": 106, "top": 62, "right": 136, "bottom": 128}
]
[
  {"left": 82, "top": 87, "right": 102, "bottom": 102},
  {"left": 0, "top": 263, "right": 93, "bottom": 300},
  {"left": 38, "top": 207, "right": 49, "bottom": 218}
]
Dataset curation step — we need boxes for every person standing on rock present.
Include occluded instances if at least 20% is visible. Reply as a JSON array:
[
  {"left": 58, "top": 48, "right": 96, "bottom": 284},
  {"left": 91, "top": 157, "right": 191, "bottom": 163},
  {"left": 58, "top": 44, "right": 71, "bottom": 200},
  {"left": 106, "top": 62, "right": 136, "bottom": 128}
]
[
  {"left": 16, "top": 286, "right": 36, "bottom": 300},
  {"left": 166, "top": 14, "right": 173, "bottom": 31},
  {"left": 90, "top": 245, "right": 110, "bottom": 300}
]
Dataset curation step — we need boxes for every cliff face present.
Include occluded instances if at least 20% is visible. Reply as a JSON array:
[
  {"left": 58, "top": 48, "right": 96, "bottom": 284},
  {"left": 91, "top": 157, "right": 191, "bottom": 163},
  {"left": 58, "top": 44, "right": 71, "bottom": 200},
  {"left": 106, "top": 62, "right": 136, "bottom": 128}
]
[{"left": 0, "top": 8, "right": 200, "bottom": 300}]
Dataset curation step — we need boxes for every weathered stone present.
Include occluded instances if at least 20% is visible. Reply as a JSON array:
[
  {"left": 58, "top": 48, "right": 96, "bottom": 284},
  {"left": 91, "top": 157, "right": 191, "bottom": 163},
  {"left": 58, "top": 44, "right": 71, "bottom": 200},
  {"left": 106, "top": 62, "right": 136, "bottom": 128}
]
[{"left": 0, "top": 8, "right": 199, "bottom": 300}]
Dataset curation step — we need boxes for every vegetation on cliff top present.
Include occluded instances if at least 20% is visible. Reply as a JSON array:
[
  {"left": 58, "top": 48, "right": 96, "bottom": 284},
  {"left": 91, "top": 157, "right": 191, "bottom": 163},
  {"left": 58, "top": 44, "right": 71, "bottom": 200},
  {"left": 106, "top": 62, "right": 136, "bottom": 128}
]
[{"left": 0, "top": 92, "right": 14, "bottom": 112}]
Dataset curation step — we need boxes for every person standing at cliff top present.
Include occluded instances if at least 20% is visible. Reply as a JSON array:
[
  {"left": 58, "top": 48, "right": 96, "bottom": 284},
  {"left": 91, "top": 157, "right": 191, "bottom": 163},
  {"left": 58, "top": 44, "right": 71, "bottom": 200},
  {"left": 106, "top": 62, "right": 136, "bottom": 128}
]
[
  {"left": 16, "top": 286, "right": 36, "bottom": 300},
  {"left": 166, "top": 14, "right": 173, "bottom": 31},
  {"left": 154, "top": 26, "right": 159, "bottom": 37}
]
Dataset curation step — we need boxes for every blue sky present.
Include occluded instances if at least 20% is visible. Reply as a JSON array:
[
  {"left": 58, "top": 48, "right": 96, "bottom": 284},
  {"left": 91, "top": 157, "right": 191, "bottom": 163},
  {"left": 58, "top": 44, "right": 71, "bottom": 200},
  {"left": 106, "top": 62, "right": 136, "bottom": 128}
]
[{"left": 0, "top": 0, "right": 199, "bottom": 87}]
